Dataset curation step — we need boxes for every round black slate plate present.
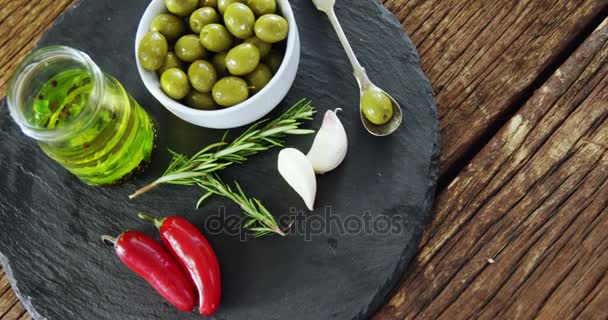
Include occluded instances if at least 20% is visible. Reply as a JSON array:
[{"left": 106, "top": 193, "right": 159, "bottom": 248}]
[{"left": 0, "top": 0, "right": 439, "bottom": 319}]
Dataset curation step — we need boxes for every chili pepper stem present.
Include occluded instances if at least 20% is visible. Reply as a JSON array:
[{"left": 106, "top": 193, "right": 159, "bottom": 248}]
[
  {"left": 138, "top": 212, "right": 165, "bottom": 229},
  {"left": 101, "top": 235, "right": 117, "bottom": 246},
  {"left": 129, "top": 181, "right": 160, "bottom": 199}
]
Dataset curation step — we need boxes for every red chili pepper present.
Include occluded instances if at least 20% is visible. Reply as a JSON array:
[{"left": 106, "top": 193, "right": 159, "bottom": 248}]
[
  {"left": 139, "top": 213, "right": 221, "bottom": 316},
  {"left": 102, "top": 231, "right": 196, "bottom": 312}
]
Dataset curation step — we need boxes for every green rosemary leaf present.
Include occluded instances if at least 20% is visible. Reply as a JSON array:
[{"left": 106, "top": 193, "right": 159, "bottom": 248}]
[
  {"left": 214, "top": 143, "right": 257, "bottom": 158},
  {"left": 196, "top": 191, "right": 214, "bottom": 209},
  {"left": 243, "top": 219, "right": 257, "bottom": 229},
  {"left": 284, "top": 129, "right": 316, "bottom": 135},
  {"left": 195, "top": 141, "right": 229, "bottom": 156},
  {"left": 261, "top": 137, "right": 284, "bottom": 147}
]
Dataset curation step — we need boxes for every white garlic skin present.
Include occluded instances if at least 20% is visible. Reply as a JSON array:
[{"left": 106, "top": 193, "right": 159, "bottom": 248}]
[
  {"left": 306, "top": 109, "right": 348, "bottom": 174},
  {"left": 277, "top": 148, "right": 317, "bottom": 211}
]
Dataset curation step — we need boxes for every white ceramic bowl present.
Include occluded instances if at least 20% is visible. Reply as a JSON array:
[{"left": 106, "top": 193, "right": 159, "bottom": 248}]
[{"left": 135, "top": 0, "right": 300, "bottom": 129}]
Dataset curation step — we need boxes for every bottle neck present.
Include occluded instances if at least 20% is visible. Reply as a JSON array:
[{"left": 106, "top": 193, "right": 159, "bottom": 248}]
[{"left": 7, "top": 46, "right": 105, "bottom": 142}]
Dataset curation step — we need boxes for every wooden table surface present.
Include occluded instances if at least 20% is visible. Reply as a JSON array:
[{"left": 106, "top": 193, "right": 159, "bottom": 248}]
[{"left": 1, "top": 0, "right": 607, "bottom": 319}]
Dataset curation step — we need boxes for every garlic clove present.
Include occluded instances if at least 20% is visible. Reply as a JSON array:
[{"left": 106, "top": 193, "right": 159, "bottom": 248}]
[
  {"left": 277, "top": 148, "right": 317, "bottom": 211},
  {"left": 306, "top": 109, "right": 348, "bottom": 174}
]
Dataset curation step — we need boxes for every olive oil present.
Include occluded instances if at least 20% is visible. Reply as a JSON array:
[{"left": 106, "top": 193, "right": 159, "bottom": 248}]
[{"left": 30, "top": 69, "right": 155, "bottom": 185}]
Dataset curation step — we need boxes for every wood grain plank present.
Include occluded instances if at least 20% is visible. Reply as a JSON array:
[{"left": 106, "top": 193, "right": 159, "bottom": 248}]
[
  {"left": 0, "top": 266, "right": 11, "bottom": 296},
  {"left": 0, "top": 0, "right": 75, "bottom": 96},
  {"left": 382, "top": 0, "right": 607, "bottom": 177},
  {"left": 572, "top": 277, "right": 608, "bottom": 320},
  {"left": 1, "top": 304, "right": 26, "bottom": 320},
  {"left": 17, "top": 312, "right": 32, "bottom": 320},
  {"left": 375, "top": 18, "right": 608, "bottom": 320},
  {"left": 0, "top": 266, "right": 29, "bottom": 320},
  {"left": 0, "top": 289, "right": 21, "bottom": 318}
]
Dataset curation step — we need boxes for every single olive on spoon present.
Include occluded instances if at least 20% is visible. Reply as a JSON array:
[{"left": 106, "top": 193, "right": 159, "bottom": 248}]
[{"left": 311, "top": 0, "right": 403, "bottom": 136}]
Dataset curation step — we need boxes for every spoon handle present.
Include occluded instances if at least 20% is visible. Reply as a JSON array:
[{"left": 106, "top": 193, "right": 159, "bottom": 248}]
[{"left": 325, "top": 7, "right": 371, "bottom": 87}]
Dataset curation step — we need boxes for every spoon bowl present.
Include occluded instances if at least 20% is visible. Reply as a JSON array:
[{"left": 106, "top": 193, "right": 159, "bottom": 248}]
[{"left": 359, "top": 86, "right": 403, "bottom": 136}]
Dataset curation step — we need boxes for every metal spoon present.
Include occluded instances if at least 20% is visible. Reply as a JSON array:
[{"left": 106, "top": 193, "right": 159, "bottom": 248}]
[{"left": 312, "top": 0, "right": 403, "bottom": 136}]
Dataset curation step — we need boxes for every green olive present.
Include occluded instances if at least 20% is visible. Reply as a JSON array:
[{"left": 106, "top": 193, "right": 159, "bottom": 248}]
[
  {"left": 217, "top": 0, "right": 247, "bottom": 14},
  {"left": 361, "top": 88, "right": 394, "bottom": 125},
  {"left": 254, "top": 14, "right": 288, "bottom": 43},
  {"left": 185, "top": 90, "right": 218, "bottom": 110},
  {"left": 244, "top": 36, "right": 271, "bottom": 58},
  {"left": 138, "top": 31, "right": 169, "bottom": 71},
  {"left": 161, "top": 68, "right": 191, "bottom": 100},
  {"left": 200, "top": 24, "right": 234, "bottom": 52},
  {"left": 188, "top": 60, "right": 217, "bottom": 92},
  {"left": 158, "top": 52, "right": 185, "bottom": 75},
  {"left": 264, "top": 49, "right": 283, "bottom": 72},
  {"left": 189, "top": 7, "right": 219, "bottom": 34},
  {"left": 245, "top": 63, "right": 272, "bottom": 93},
  {"left": 211, "top": 52, "right": 229, "bottom": 77},
  {"left": 223, "top": 3, "right": 255, "bottom": 39},
  {"left": 175, "top": 34, "right": 206, "bottom": 62},
  {"left": 225, "top": 43, "right": 260, "bottom": 75},
  {"left": 212, "top": 76, "right": 249, "bottom": 107},
  {"left": 199, "top": 0, "right": 218, "bottom": 8},
  {"left": 247, "top": 0, "right": 276, "bottom": 16},
  {"left": 150, "top": 14, "right": 186, "bottom": 42},
  {"left": 165, "top": 0, "right": 198, "bottom": 16}
]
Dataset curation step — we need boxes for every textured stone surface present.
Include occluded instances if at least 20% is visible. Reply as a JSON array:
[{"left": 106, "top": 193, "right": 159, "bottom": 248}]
[{"left": 0, "top": 0, "right": 439, "bottom": 319}]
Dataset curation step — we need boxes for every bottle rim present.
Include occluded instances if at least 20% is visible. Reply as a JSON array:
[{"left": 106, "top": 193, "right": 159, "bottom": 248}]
[{"left": 7, "top": 46, "right": 105, "bottom": 141}]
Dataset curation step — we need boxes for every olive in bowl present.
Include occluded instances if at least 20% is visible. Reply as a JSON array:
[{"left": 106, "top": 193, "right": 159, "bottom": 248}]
[{"left": 135, "top": 0, "right": 299, "bottom": 129}]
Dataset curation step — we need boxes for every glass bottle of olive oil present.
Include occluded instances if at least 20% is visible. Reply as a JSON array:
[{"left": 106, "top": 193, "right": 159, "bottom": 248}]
[{"left": 7, "top": 46, "right": 155, "bottom": 185}]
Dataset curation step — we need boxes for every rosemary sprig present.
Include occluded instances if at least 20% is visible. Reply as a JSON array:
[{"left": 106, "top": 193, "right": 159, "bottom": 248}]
[
  {"left": 129, "top": 99, "right": 316, "bottom": 199},
  {"left": 195, "top": 175, "right": 290, "bottom": 237}
]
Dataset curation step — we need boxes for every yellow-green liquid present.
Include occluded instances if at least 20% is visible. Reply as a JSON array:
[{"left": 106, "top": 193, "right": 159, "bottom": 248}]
[{"left": 30, "top": 69, "right": 155, "bottom": 185}]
